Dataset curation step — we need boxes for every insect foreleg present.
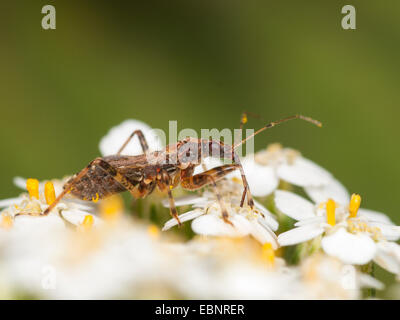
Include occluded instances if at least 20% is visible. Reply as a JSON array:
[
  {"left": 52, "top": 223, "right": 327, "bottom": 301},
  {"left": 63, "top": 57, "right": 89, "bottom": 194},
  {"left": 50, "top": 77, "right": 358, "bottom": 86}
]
[
  {"left": 180, "top": 164, "right": 238, "bottom": 190},
  {"left": 117, "top": 130, "right": 149, "bottom": 155},
  {"left": 181, "top": 165, "right": 240, "bottom": 225},
  {"left": 156, "top": 169, "right": 182, "bottom": 226},
  {"left": 167, "top": 189, "right": 181, "bottom": 227}
]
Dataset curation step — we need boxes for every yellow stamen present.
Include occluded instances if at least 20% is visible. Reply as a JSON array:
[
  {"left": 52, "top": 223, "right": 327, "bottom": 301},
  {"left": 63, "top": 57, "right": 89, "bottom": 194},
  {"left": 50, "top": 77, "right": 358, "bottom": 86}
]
[
  {"left": 1, "top": 215, "right": 13, "bottom": 230},
  {"left": 169, "top": 185, "right": 173, "bottom": 190},
  {"left": 231, "top": 177, "right": 242, "bottom": 184},
  {"left": 371, "top": 226, "right": 382, "bottom": 241},
  {"left": 99, "top": 194, "right": 123, "bottom": 222},
  {"left": 347, "top": 219, "right": 355, "bottom": 233},
  {"left": 92, "top": 193, "right": 99, "bottom": 203},
  {"left": 26, "top": 178, "right": 39, "bottom": 200},
  {"left": 148, "top": 224, "right": 160, "bottom": 239},
  {"left": 266, "top": 143, "right": 283, "bottom": 153},
  {"left": 326, "top": 199, "right": 336, "bottom": 226},
  {"left": 79, "top": 215, "right": 94, "bottom": 232},
  {"left": 19, "top": 202, "right": 42, "bottom": 216},
  {"left": 349, "top": 193, "right": 361, "bottom": 218},
  {"left": 261, "top": 242, "right": 275, "bottom": 267},
  {"left": 44, "top": 182, "right": 56, "bottom": 205}
]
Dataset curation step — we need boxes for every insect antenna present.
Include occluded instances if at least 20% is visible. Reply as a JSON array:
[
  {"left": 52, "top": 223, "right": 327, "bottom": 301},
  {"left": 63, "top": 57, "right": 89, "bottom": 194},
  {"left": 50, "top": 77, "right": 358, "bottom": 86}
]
[{"left": 234, "top": 114, "right": 322, "bottom": 149}]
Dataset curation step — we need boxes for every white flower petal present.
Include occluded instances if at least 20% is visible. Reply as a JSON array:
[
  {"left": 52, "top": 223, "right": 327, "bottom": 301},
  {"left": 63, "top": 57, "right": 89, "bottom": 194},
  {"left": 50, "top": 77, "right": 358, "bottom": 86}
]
[
  {"left": 13, "top": 176, "right": 27, "bottom": 190},
  {"left": 304, "top": 178, "right": 350, "bottom": 205},
  {"left": 274, "top": 190, "right": 315, "bottom": 221},
  {"left": 99, "top": 119, "right": 163, "bottom": 156},
  {"left": 0, "top": 197, "right": 23, "bottom": 208},
  {"left": 253, "top": 217, "right": 279, "bottom": 249},
  {"left": 374, "top": 242, "right": 400, "bottom": 275},
  {"left": 358, "top": 208, "right": 394, "bottom": 225},
  {"left": 64, "top": 199, "right": 95, "bottom": 212},
  {"left": 61, "top": 210, "right": 102, "bottom": 227},
  {"left": 358, "top": 274, "right": 384, "bottom": 290},
  {"left": 161, "top": 195, "right": 208, "bottom": 208},
  {"left": 162, "top": 209, "right": 204, "bottom": 231},
  {"left": 321, "top": 228, "right": 376, "bottom": 265},
  {"left": 191, "top": 214, "right": 252, "bottom": 238},
  {"left": 368, "top": 222, "right": 400, "bottom": 241},
  {"left": 241, "top": 159, "right": 279, "bottom": 197},
  {"left": 254, "top": 199, "right": 278, "bottom": 231},
  {"left": 294, "top": 216, "right": 324, "bottom": 227},
  {"left": 13, "top": 214, "right": 66, "bottom": 232},
  {"left": 277, "top": 157, "right": 332, "bottom": 187},
  {"left": 278, "top": 224, "right": 324, "bottom": 246}
]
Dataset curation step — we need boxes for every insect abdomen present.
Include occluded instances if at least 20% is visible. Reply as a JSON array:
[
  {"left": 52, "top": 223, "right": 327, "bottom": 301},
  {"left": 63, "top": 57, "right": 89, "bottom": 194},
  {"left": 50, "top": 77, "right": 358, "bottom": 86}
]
[{"left": 66, "top": 165, "right": 127, "bottom": 200}]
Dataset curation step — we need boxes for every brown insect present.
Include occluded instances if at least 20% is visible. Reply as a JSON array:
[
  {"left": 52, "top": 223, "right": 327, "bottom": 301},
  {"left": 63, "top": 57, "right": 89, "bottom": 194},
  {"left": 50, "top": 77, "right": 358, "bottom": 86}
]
[{"left": 43, "top": 115, "right": 321, "bottom": 225}]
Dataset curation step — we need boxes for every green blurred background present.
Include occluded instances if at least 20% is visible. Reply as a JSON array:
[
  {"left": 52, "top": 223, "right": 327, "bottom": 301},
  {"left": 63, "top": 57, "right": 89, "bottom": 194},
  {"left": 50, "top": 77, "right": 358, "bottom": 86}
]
[{"left": 0, "top": 1, "right": 399, "bottom": 222}]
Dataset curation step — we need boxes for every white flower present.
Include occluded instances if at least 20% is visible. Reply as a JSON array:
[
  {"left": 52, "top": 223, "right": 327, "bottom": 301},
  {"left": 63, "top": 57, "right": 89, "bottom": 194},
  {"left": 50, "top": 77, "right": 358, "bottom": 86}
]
[
  {"left": 99, "top": 119, "right": 163, "bottom": 156},
  {"left": 212, "top": 261, "right": 298, "bottom": 299},
  {"left": 374, "top": 241, "right": 400, "bottom": 278},
  {"left": 0, "top": 219, "right": 174, "bottom": 299},
  {"left": 299, "top": 253, "right": 383, "bottom": 299},
  {"left": 0, "top": 214, "right": 287, "bottom": 299},
  {"left": 162, "top": 178, "right": 279, "bottom": 248},
  {"left": 168, "top": 238, "right": 381, "bottom": 299},
  {"left": 0, "top": 177, "right": 101, "bottom": 233},
  {"left": 276, "top": 189, "right": 400, "bottom": 270},
  {"left": 163, "top": 237, "right": 295, "bottom": 299},
  {"left": 304, "top": 176, "right": 350, "bottom": 205},
  {"left": 321, "top": 229, "right": 377, "bottom": 265},
  {"left": 234, "top": 143, "right": 334, "bottom": 197}
]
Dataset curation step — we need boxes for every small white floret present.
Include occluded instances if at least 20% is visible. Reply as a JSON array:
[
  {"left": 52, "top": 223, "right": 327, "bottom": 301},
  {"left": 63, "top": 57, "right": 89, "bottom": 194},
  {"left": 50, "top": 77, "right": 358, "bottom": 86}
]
[
  {"left": 304, "top": 178, "right": 350, "bottom": 205},
  {"left": 277, "top": 157, "right": 332, "bottom": 187},
  {"left": 274, "top": 190, "right": 315, "bottom": 221},
  {"left": 162, "top": 209, "right": 204, "bottom": 231},
  {"left": 321, "top": 228, "right": 376, "bottom": 265},
  {"left": 278, "top": 224, "right": 324, "bottom": 246},
  {"left": 241, "top": 159, "right": 279, "bottom": 197},
  {"left": 99, "top": 119, "right": 163, "bottom": 156}
]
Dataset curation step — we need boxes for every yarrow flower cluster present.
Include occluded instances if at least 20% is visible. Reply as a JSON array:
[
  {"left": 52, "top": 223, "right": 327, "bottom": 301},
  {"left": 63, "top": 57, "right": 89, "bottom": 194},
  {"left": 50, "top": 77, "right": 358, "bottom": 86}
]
[{"left": 0, "top": 119, "right": 398, "bottom": 299}]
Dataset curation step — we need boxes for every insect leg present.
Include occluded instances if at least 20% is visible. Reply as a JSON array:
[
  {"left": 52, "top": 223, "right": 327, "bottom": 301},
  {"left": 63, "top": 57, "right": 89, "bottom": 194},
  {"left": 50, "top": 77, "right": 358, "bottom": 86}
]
[
  {"left": 180, "top": 165, "right": 239, "bottom": 190},
  {"left": 181, "top": 165, "right": 238, "bottom": 225},
  {"left": 167, "top": 189, "right": 182, "bottom": 227},
  {"left": 210, "top": 178, "right": 233, "bottom": 226},
  {"left": 235, "top": 158, "right": 254, "bottom": 208},
  {"left": 156, "top": 169, "right": 183, "bottom": 226},
  {"left": 117, "top": 130, "right": 149, "bottom": 155},
  {"left": 42, "top": 164, "right": 92, "bottom": 216},
  {"left": 204, "top": 139, "right": 254, "bottom": 209}
]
